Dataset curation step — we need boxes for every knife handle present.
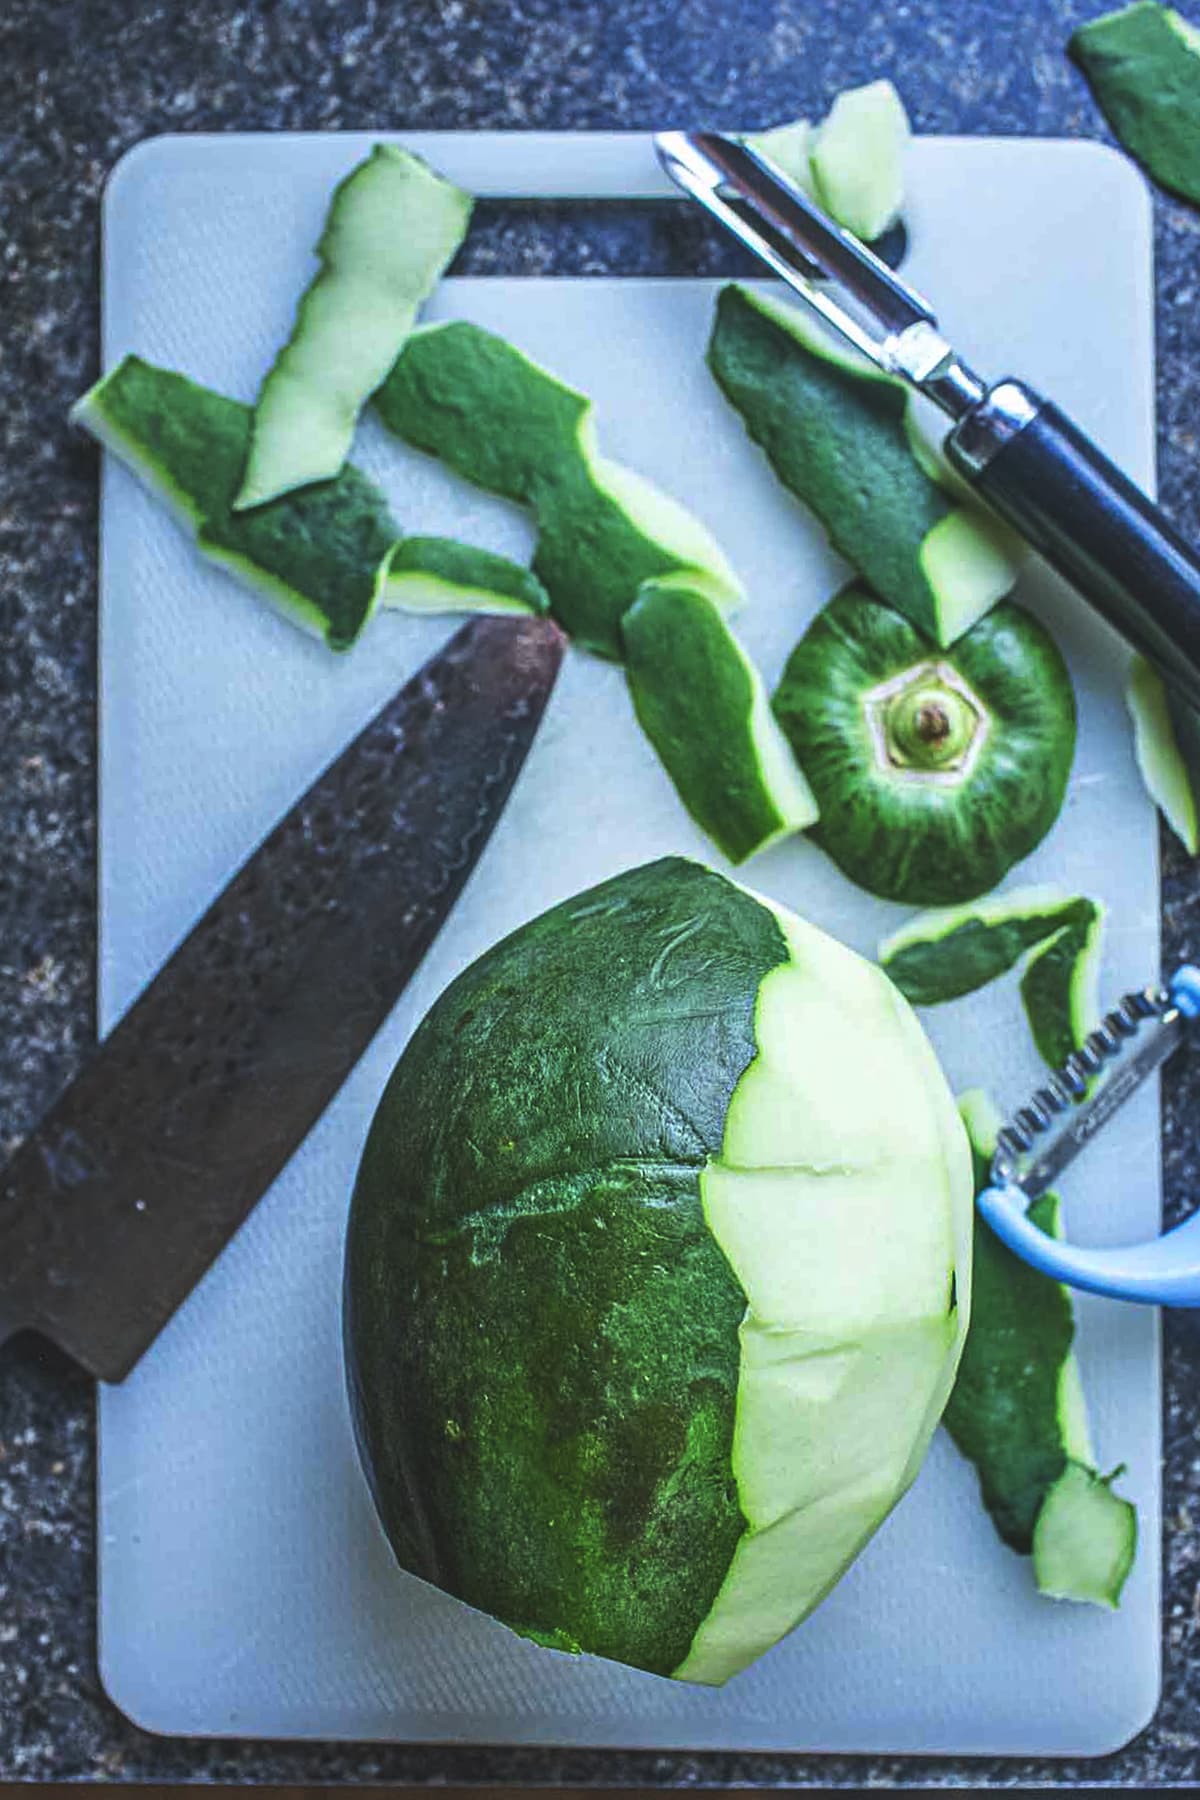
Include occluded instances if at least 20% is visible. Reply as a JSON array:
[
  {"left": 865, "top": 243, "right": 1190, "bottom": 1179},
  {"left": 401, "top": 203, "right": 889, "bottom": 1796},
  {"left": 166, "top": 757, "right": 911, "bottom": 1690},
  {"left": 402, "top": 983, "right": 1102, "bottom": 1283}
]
[{"left": 947, "top": 382, "right": 1200, "bottom": 716}]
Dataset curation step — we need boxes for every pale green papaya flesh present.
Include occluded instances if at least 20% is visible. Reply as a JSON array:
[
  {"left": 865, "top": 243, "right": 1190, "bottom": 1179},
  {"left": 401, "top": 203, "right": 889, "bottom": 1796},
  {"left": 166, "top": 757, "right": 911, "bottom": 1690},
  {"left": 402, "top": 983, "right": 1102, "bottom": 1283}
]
[{"left": 237, "top": 144, "right": 472, "bottom": 509}]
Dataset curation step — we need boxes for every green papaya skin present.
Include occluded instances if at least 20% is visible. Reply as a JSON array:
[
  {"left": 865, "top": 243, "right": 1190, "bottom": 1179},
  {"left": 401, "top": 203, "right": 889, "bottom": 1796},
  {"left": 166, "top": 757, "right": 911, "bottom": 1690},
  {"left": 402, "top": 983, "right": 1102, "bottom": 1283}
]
[
  {"left": 345, "top": 859, "right": 780, "bottom": 1677},
  {"left": 621, "top": 574, "right": 818, "bottom": 863},
  {"left": 772, "top": 584, "right": 1077, "bottom": 906},
  {"left": 1071, "top": 2, "right": 1200, "bottom": 205},
  {"left": 707, "top": 285, "right": 1018, "bottom": 646}
]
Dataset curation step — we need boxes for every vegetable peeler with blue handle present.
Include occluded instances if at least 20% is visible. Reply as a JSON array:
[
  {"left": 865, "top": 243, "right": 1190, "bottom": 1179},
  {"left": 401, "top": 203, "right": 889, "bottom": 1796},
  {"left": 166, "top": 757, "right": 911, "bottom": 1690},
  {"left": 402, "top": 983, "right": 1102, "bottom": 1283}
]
[{"left": 977, "top": 965, "right": 1200, "bottom": 1307}]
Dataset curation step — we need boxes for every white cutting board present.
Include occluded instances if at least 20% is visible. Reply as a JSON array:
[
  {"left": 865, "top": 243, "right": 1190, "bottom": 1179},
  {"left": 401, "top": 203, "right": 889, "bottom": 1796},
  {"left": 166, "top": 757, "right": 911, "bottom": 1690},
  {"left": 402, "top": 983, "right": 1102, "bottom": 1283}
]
[{"left": 96, "top": 133, "right": 1161, "bottom": 1755}]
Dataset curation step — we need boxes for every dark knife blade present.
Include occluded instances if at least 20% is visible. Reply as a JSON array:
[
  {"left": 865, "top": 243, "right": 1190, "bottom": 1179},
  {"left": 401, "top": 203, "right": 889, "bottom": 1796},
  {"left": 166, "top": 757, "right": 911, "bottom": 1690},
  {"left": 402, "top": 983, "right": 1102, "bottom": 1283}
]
[{"left": 0, "top": 613, "right": 565, "bottom": 1381}]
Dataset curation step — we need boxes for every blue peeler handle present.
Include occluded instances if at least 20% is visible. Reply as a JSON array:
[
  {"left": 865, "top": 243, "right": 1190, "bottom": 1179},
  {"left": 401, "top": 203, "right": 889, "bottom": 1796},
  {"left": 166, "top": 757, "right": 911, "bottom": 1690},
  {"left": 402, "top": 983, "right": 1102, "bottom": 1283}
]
[{"left": 977, "top": 965, "right": 1200, "bottom": 1306}]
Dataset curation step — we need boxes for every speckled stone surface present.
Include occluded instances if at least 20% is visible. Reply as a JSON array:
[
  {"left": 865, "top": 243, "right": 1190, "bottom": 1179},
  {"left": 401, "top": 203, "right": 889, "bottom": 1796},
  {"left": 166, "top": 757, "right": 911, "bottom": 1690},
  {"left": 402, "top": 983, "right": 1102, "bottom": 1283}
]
[{"left": 3, "top": 0, "right": 1200, "bottom": 1785}]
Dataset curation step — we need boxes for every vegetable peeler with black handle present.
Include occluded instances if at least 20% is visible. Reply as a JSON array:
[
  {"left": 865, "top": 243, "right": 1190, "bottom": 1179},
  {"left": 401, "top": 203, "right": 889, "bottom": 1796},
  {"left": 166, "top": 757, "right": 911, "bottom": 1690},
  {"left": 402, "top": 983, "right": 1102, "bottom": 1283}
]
[{"left": 655, "top": 129, "right": 1200, "bottom": 716}]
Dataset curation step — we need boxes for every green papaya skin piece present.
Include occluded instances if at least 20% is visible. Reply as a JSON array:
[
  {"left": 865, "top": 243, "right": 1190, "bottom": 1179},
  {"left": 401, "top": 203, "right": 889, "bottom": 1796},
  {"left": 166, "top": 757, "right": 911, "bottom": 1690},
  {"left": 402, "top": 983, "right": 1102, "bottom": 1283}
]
[
  {"left": 944, "top": 1092, "right": 1136, "bottom": 1607},
  {"left": 771, "top": 584, "right": 1077, "bottom": 907},
  {"left": 744, "top": 118, "right": 816, "bottom": 192},
  {"left": 746, "top": 79, "right": 910, "bottom": 242},
  {"left": 345, "top": 857, "right": 971, "bottom": 1682},
  {"left": 621, "top": 573, "right": 819, "bottom": 863},
  {"left": 1127, "top": 654, "right": 1200, "bottom": 853},
  {"left": 375, "top": 319, "right": 744, "bottom": 660},
  {"left": 72, "top": 355, "right": 398, "bottom": 649},
  {"left": 236, "top": 145, "right": 472, "bottom": 510},
  {"left": 383, "top": 536, "right": 550, "bottom": 617},
  {"left": 809, "top": 80, "right": 910, "bottom": 242},
  {"left": 1071, "top": 2, "right": 1200, "bottom": 205},
  {"left": 707, "top": 285, "right": 1019, "bottom": 646},
  {"left": 879, "top": 887, "right": 1093, "bottom": 1007},
  {"left": 1033, "top": 1461, "right": 1137, "bottom": 1609},
  {"left": 1018, "top": 900, "right": 1105, "bottom": 1071}
]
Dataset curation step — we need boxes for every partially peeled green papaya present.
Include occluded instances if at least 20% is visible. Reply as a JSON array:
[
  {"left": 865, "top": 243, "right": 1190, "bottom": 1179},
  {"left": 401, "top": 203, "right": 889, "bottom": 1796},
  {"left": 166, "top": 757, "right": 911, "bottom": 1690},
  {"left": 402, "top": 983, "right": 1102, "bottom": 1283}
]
[{"left": 345, "top": 857, "right": 972, "bottom": 1683}]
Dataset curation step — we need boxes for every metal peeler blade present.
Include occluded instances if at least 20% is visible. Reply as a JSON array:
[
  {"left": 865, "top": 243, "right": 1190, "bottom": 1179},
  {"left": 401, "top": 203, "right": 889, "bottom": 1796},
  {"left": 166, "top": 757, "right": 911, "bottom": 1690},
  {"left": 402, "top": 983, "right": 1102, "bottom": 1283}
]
[
  {"left": 653, "top": 129, "right": 987, "bottom": 418},
  {"left": 980, "top": 965, "right": 1200, "bottom": 1306}
]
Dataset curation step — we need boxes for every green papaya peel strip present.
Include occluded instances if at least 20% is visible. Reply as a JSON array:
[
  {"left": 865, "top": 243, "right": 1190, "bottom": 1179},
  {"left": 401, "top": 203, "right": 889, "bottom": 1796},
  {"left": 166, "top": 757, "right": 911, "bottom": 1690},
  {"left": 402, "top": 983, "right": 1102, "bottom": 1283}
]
[
  {"left": 1127, "top": 654, "right": 1200, "bottom": 854},
  {"left": 746, "top": 78, "right": 910, "bottom": 242},
  {"left": 708, "top": 284, "right": 1020, "bottom": 647},
  {"left": 1033, "top": 1460, "right": 1138, "bottom": 1609},
  {"left": 809, "top": 80, "right": 910, "bottom": 242},
  {"left": 621, "top": 573, "right": 819, "bottom": 863},
  {"left": 1071, "top": 2, "right": 1200, "bottom": 206},
  {"left": 944, "top": 1091, "right": 1136, "bottom": 1606},
  {"left": 236, "top": 145, "right": 472, "bottom": 510},
  {"left": 73, "top": 355, "right": 399, "bottom": 649},
  {"left": 73, "top": 356, "right": 549, "bottom": 648},
  {"left": 383, "top": 537, "right": 550, "bottom": 617},
  {"left": 1019, "top": 900, "right": 1106, "bottom": 1072},
  {"left": 880, "top": 887, "right": 1093, "bottom": 1007},
  {"left": 375, "top": 319, "right": 744, "bottom": 660}
]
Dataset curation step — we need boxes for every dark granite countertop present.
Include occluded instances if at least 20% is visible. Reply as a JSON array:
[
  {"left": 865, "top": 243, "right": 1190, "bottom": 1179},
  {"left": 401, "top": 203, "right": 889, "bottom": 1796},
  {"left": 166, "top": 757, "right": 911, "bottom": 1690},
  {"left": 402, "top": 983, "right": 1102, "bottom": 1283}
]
[{"left": 4, "top": 0, "right": 1200, "bottom": 1785}]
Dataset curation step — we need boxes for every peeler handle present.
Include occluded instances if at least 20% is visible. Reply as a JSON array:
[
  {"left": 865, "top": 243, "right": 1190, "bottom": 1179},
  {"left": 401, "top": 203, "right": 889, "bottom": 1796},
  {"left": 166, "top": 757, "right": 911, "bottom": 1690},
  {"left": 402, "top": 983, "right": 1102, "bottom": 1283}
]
[
  {"left": 947, "top": 384, "right": 1200, "bottom": 717},
  {"left": 979, "top": 966, "right": 1200, "bottom": 1306}
]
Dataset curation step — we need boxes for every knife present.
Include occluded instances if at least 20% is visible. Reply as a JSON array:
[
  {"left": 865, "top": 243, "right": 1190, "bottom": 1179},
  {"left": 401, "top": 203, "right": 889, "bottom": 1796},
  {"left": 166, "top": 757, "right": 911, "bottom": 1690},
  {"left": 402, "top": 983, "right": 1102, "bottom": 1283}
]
[
  {"left": 655, "top": 129, "right": 1200, "bottom": 714},
  {"left": 0, "top": 613, "right": 565, "bottom": 1382}
]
